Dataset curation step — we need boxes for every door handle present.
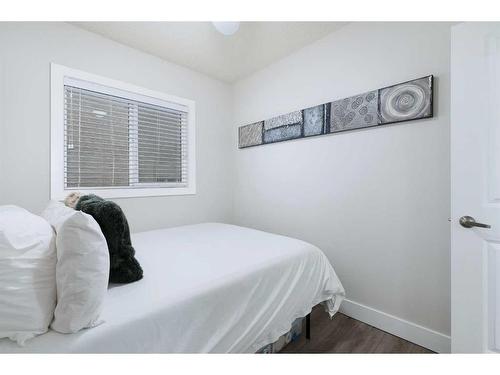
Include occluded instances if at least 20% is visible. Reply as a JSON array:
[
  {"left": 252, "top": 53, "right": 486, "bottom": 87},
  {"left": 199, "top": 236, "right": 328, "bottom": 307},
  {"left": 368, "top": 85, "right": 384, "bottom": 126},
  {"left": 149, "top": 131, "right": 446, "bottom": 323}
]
[{"left": 459, "top": 216, "right": 491, "bottom": 229}]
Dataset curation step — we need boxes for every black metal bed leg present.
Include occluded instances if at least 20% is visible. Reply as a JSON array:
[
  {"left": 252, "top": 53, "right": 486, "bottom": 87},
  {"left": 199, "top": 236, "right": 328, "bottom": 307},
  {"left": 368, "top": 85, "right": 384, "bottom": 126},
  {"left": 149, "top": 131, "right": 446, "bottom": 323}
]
[{"left": 305, "top": 313, "right": 311, "bottom": 340}]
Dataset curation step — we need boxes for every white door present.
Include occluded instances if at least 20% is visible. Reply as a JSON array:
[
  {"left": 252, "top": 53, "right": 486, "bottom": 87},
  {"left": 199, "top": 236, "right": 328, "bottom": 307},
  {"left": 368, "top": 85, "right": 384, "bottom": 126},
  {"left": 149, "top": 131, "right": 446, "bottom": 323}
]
[{"left": 451, "top": 22, "right": 500, "bottom": 353}]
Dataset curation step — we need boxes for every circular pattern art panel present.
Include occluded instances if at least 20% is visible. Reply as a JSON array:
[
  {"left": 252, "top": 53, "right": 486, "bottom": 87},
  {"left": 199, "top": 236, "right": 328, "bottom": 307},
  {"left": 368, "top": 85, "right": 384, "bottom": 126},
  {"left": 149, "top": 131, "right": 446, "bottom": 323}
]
[{"left": 379, "top": 76, "right": 432, "bottom": 124}]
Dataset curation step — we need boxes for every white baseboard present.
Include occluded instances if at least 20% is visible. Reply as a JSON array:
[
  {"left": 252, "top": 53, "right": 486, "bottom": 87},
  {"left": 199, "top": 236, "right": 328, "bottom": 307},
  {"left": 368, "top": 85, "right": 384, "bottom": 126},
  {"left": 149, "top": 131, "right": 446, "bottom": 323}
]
[{"left": 339, "top": 298, "right": 451, "bottom": 353}]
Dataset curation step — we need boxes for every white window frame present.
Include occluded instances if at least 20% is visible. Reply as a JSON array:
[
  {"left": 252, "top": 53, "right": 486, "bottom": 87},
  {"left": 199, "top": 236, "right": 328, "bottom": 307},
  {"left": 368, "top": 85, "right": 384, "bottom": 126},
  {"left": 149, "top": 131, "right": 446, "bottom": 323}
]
[{"left": 50, "top": 63, "right": 196, "bottom": 200}]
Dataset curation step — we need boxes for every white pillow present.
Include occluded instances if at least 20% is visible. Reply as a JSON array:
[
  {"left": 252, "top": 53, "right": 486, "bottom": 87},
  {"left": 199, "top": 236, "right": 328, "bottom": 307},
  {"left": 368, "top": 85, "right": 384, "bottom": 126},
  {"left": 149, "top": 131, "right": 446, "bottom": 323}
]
[
  {"left": 42, "top": 200, "right": 110, "bottom": 334},
  {"left": 0, "top": 205, "right": 57, "bottom": 345}
]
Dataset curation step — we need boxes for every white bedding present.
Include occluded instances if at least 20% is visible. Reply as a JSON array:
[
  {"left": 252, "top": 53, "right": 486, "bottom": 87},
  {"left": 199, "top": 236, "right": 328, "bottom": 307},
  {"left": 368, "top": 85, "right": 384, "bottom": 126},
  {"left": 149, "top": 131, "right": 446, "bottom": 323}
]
[{"left": 0, "top": 223, "right": 344, "bottom": 353}]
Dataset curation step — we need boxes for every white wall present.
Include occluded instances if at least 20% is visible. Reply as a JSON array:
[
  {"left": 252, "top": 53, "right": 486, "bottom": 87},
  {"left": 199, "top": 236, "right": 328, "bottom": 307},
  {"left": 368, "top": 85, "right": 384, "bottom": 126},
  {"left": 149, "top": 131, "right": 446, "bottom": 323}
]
[
  {"left": 232, "top": 22, "right": 451, "bottom": 337},
  {"left": 0, "top": 21, "right": 452, "bottom": 346},
  {"left": 0, "top": 22, "right": 234, "bottom": 232},
  {"left": 0, "top": 57, "right": 4, "bottom": 203}
]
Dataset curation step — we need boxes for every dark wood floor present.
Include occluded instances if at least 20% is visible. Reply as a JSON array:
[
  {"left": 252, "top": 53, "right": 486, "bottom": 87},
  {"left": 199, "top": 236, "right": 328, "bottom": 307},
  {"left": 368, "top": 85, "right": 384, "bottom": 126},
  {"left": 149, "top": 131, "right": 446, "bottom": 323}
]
[{"left": 280, "top": 306, "right": 433, "bottom": 354}]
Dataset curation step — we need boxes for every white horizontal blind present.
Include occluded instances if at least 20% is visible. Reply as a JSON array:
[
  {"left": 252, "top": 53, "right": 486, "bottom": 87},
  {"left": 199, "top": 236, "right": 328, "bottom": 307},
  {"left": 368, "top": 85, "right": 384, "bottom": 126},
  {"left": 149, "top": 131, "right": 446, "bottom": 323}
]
[{"left": 64, "top": 85, "right": 188, "bottom": 190}]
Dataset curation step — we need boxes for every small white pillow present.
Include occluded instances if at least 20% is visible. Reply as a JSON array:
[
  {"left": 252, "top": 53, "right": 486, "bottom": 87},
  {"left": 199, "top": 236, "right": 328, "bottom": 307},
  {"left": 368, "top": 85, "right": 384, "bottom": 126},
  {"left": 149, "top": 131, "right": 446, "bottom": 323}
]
[
  {"left": 42, "top": 200, "right": 110, "bottom": 334},
  {"left": 0, "top": 205, "right": 57, "bottom": 345}
]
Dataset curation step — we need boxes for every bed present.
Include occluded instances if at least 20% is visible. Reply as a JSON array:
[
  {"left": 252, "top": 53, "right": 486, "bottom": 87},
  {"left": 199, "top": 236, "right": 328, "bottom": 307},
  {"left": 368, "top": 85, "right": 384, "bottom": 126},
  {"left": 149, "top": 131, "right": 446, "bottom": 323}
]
[{"left": 0, "top": 223, "right": 344, "bottom": 353}]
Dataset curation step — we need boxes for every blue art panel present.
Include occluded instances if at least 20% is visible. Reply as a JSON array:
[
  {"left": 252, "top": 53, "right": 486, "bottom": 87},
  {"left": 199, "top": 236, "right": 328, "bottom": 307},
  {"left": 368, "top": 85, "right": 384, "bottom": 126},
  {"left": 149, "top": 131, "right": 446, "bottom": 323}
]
[
  {"left": 264, "top": 124, "right": 302, "bottom": 144},
  {"left": 303, "top": 105, "right": 324, "bottom": 136}
]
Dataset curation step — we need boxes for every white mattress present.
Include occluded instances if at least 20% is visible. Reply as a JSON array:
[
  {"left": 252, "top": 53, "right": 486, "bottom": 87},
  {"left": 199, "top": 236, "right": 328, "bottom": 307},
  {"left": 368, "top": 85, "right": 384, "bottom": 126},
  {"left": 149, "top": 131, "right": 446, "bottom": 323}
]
[{"left": 0, "top": 223, "right": 345, "bottom": 353}]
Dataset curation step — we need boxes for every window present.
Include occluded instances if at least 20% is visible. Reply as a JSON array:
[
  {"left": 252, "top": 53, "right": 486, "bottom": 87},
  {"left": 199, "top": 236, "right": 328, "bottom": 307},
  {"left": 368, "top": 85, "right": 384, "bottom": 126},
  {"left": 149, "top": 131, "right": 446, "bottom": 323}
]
[{"left": 51, "top": 64, "right": 195, "bottom": 199}]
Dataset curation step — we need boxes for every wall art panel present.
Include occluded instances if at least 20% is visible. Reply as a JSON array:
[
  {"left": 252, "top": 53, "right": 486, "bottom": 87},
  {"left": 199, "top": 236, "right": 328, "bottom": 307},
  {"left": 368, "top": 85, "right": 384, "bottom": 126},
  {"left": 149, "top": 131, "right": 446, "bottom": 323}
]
[
  {"left": 238, "top": 75, "right": 433, "bottom": 149},
  {"left": 238, "top": 121, "right": 263, "bottom": 148},
  {"left": 303, "top": 105, "right": 325, "bottom": 137},
  {"left": 264, "top": 111, "right": 302, "bottom": 130},
  {"left": 378, "top": 76, "right": 433, "bottom": 124},
  {"left": 330, "top": 90, "right": 378, "bottom": 132},
  {"left": 264, "top": 123, "right": 302, "bottom": 143}
]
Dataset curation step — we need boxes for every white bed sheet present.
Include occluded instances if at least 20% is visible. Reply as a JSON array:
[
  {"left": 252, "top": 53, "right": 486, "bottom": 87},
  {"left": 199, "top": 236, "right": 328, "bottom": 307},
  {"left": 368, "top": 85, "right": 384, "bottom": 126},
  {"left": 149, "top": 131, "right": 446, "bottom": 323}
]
[{"left": 0, "top": 223, "right": 344, "bottom": 353}]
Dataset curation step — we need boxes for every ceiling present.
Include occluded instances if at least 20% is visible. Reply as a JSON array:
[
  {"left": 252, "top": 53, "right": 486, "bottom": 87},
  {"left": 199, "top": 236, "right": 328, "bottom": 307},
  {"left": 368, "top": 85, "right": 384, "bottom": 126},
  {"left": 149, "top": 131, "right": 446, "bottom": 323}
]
[{"left": 72, "top": 22, "right": 348, "bottom": 83}]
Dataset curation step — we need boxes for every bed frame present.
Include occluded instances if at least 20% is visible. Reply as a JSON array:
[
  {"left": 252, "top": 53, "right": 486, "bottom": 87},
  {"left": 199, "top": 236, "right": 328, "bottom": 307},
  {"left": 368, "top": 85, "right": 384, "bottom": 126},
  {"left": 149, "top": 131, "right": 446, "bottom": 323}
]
[{"left": 305, "top": 313, "right": 311, "bottom": 340}]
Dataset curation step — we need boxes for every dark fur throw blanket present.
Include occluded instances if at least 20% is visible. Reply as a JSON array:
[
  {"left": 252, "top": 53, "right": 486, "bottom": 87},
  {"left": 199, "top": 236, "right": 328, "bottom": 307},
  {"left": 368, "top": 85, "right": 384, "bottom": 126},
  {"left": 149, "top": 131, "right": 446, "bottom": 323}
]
[{"left": 75, "top": 194, "right": 143, "bottom": 284}]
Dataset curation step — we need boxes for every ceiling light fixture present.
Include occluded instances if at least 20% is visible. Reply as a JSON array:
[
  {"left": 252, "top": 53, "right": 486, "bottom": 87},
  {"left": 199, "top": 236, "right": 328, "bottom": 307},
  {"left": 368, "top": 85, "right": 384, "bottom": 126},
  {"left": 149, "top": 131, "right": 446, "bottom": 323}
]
[{"left": 212, "top": 22, "right": 240, "bottom": 36}]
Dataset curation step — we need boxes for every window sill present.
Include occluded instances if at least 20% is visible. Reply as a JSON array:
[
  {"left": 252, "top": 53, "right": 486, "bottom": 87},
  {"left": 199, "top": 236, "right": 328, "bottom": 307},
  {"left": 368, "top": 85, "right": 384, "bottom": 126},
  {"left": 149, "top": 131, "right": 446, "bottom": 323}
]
[{"left": 51, "top": 186, "right": 196, "bottom": 200}]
